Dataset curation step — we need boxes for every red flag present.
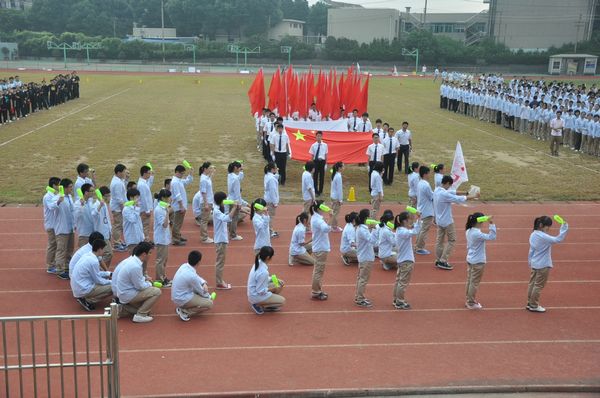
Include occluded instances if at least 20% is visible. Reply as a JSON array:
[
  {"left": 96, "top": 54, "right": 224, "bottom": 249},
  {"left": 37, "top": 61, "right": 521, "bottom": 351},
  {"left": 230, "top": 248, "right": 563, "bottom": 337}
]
[
  {"left": 290, "top": 72, "right": 299, "bottom": 117},
  {"left": 356, "top": 75, "right": 369, "bottom": 114},
  {"left": 338, "top": 73, "right": 346, "bottom": 114},
  {"left": 267, "top": 67, "right": 281, "bottom": 111},
  {"left": 247, "top": 69, "right": 265, "bottom": 116},
  {"left": 287, "top": 128, "right": 372, "bottom": 164},
  {"left": 315, "top": 70, "right": 324, "bottom": 113}
]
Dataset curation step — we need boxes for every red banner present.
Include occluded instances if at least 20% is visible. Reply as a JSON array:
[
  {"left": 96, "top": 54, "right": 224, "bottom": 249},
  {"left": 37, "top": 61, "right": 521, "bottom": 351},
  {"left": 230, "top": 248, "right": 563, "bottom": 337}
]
[{"left": 285, "top": 128, "right": 372, "bottom": 165}]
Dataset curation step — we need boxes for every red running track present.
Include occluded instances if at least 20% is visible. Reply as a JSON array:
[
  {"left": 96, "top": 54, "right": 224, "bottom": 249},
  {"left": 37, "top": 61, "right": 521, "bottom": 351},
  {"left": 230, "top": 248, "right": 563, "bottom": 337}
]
[{"left": 0, "top": 202, "right": 599, "bottom": 397}]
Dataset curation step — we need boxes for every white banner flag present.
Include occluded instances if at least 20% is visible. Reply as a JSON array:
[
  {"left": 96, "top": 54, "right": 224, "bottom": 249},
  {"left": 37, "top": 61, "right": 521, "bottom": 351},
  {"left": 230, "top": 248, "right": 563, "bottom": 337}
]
[{"left": 451, "top": 141, "right": 468, "bottom": 189}]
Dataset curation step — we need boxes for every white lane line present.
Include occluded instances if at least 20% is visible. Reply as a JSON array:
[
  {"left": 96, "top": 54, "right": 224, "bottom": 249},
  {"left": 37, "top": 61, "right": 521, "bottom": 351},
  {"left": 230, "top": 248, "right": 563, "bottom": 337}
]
[{"left": 0, "top": 88, "right": 132, "bottom": 148}]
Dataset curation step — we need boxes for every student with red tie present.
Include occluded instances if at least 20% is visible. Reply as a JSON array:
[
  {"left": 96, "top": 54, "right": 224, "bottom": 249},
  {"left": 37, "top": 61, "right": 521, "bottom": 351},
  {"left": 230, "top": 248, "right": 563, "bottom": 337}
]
[{"left": 309, "top": 131, "right": 328, "bottom": 197}]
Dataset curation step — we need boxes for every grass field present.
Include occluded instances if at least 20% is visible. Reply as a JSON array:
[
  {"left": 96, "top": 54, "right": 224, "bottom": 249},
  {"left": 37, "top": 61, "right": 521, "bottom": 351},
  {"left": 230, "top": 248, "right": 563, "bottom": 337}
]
[{"left": 1, "top": 71, "right": 600, "bottom": 204}]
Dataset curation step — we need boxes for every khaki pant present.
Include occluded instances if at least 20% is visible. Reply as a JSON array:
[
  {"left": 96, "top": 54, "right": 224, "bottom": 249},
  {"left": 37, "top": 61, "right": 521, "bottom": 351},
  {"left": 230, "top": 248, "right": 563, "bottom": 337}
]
[
  {"left": 550, "top": 135, "right": 561, "bottom": 155},
  {"left": 330, "top": 200, "right": 342, "bottom": 229},
  {"left": 370, "top": 197, "right": 381, "bottom": 219},
  {"left": 228, "top": 211, "right": 240, "bottom": 238},
  {"left": 55, "top": 233, "right": 74, "bottom": 273},
  {"left": 380, "top": 255, "right": 397, "bottom": 269},
  {"left": 393, "top": 261, "right": 414, "bottom": 301},
  {"left": 215, "top": 243, "right": 227, "bottom": 285},
  {"left": 84, "top": 284, "right": 113, "bottom": 304},
  {"left": 141, "top": 212, "right": 151, "bottom": 240},
  {"left": 103, "top": 239, "right": 114, "bottom": 268},
  {"left": 415, "top": 216, "right": 434, "bottom": 250},
  {"left": 256, "top": 292, "right": 286, "bottom": 308},
  {"left": 181, "top": 294, "right": 213, "bottom": 316},
  {"left": 111, "top": 211, "right": 123, "bottom": 244},
  {"left": 355, "top": 261, "right": 373, "bottom": 301},
  {"left": 527, "top": 267, "right": 550, "bottom": 308},
  {"left": 341, "top": 249, "right": 358, "bottom": 264},
  {"left": 199, "top": 206, "right": 211, "bottom": 241},
  {"left": 435, "top": 223, "right": 456, "bottom": 263},
  {"left": 290, "top": 252, "right": 315, "bottom": 266},
  {"left": 514, "top": 117, "right": 520, "bottom": 131},
  {"left": 311, "top": 251, "right": 328, "bottom": 294},
  {"left": 77, "top": 235, "right": 89, "bottom": 249},
  {"left": 155, "top": 244, "right": 168, "bottom": 280},
  {"left": 303, "top": 200, "right": 313, "bottom": 217},
  {"left": 466, "top": 263, "right": 485, "bottom": 305},
  {"left": 267, "top": 203, "right": 277, "bottom": 233},
  {"left": 172, "top": 210, "right": 185, "bottom": 242},
  {"left": 45, "top": 229, "right": 57, "bottom": 270},
  {"left": 122, "top": 287, "right": 162, "bottom": 316}
]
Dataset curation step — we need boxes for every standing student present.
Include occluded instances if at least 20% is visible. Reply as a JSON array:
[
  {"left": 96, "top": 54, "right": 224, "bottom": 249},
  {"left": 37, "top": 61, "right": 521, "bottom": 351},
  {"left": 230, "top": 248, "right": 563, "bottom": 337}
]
[
  {"left": 247, "top": 246, "right": 286, "bottom": 315},
  {"left": 289, "top": 212, "right": 315, "bottom": 266},
  {"left": 382, "top": 127, "right": 399, "bottom": 185},
  {"left": 112, "top": 242, "right": 161, "bottom": 323},
  {"left": 309, "top": 131, "right": 328, "bottom": 196},
  {"left": 465, "top": 213, "right": 497, "bottom": 310},
  {"left": 74, "top": 183, "right": 95, "bottom": 248},
  {"left": 310, "top": 200, "right": 332, "bottom": 300},
  {"left": 171, "top": 250, "right": 213, "bottom": 322},
  {"left": 270, "top": 124, "right": 290, "bottom": 186},
  {"left": 137, "top": 165, "right": 154, "bottom": 240},
  {"left": 262, "top": 112, "right": 277, "bottom": 161},
  {"left": 433, "top": 175, "right": 479, "bottom": 270},
  {"left": 227, "top": 161, "right": 249, "bottom": 241},
  {"left": 415, "top": 166, "right": 434, "bottom": 255},
  {"left": 213, "top": 191, "right": 240, "bottom": 290},
  {"left": 392, "top": 211, "right": 422, "bottom": 310},
  {"left": 251, "top": 198, "right": 270, "bottom": 255},
  {"left": 263, "top": 162, "right": 280, "bottom": 238},
  {"left": 378, "top": 212, "right": 397, "bottom": 271},
  {"left": 153, "top": 189, "right": 172, "bottom": 287},
  {"left": 370, "top": 161, "right": 384, "bottom": 219},
  {"left": 70, "top": 239, "right": 112, "bottom": 312},
  {"left": 123, "top": 189, "right": 148, "bottom": 276},
  {"left": 527, "top": 216, "right": 568, "bottom": 313},
  {"left": 549, "top": 110, "right": 564, "bottom": 157},
  {"left": 407, "top": 162, "right": 420, "bottom": 206},
  {"left": 433, "top": 164, "right": 444, "bottom": 188},
  {"left": 55, "top": 178, "right": 75, "bottom": 280},
  {"left": 329, "top": 162, "right": 344, "bottom": 232},
  {"left": 366, "top": 133, "right": 384, "bottom": 192},
  {"left": 340, "top": 212, "right": 358, "bottom": 266},
  {"left": 348, "top": 109, "right": 359, "bottom": 131},
  {"left": 302, "top": 161, "right": 316, "bottom": 216},
  {"left": 43, "top": 177, "right": 61, "bottom": 274},
  {"left": 109, "top": 164, "right": 127, "bottom": 251},
  {"left": 171, "top": 164, "right": 193, "bottom": 246},
  {"left": 372, "top": 119, "right": 385, "bottom": 136},
  {"left": 395, "top": 122, "right": 412, "bottom": 175},
  {"left": 356, "top": 112, "right": 372, "bottom": 133},
  {"left": 194, "top": 162, "right": 215, "bottom": 243},
  {"left": 74, "top": 163, "right": 95, "bottom": 200},
  {"left": 354, "top": 209, "right": 378, "bottom": 307},
  {"left": 91, "top": 186, "right": 113, "bottom": 267}
]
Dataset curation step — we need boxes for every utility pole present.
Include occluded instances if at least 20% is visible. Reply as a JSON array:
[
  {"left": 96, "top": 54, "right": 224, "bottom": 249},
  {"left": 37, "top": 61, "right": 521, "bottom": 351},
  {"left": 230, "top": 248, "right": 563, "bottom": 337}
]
[
  {"left": 574, "top": 14, "right": 583, "bottom": 53},
  {"left": 161, "top": 0, "right": 165, "bottom": 63},
  {"left": 423, "top": 0, "right": 428, "bottom": 25}
]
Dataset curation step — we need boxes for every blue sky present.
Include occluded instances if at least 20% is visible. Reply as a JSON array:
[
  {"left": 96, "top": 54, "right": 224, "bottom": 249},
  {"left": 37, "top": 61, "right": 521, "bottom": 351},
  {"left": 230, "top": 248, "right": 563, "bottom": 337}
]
[{"left": 310, "top": 0, "right": 489, "bottom": 14}]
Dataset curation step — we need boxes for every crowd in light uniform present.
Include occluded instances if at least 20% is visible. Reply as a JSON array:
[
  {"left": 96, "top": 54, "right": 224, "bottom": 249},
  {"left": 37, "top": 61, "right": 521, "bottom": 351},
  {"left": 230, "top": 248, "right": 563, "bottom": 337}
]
[{"left": 439, "top": 74, "right": 600, "bottom": 157}]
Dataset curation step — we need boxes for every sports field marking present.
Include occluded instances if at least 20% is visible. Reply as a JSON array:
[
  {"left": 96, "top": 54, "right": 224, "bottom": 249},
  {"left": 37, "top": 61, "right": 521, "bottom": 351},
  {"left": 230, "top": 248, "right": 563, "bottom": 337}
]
[{"left": 0, "top": 88, "right": 131, "bottom": 149}]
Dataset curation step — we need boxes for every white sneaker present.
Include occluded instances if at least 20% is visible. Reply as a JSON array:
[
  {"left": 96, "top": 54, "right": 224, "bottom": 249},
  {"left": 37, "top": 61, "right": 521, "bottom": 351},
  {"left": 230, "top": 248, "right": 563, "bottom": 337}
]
[
  {"left": 465, "top": 302, "right": 483, "bottom": 310},
  {"left": 527, "top": 305, "right": 546, "bottom": 313},
  {"left": 176, "top": 307, "right": 190, "bottom": 322},
  {"left": 231, "top": 235, "right": 243, "bottom": 241},
  {"left": 201, "top": 238, "right": 214, "bottom": 244},
  {"left": 132, "top": 314, "right": 154, "bottom": 323}
]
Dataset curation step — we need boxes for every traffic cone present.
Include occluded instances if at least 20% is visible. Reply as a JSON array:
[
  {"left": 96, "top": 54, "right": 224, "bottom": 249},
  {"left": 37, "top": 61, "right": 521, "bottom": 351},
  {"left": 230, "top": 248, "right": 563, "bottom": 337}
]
[{"left": 347, "top": 186, "right": 356, "bottom": 202}]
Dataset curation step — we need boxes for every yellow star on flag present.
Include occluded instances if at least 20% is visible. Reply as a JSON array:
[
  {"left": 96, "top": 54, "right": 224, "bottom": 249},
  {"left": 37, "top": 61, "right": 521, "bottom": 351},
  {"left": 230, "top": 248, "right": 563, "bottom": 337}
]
[{"left": 294, "top": 130, "right": 306, "bottom": 141}]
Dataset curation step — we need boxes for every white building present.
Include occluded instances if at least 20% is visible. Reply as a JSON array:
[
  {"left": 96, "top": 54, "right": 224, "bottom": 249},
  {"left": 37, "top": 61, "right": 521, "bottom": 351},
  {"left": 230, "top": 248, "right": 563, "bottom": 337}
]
[{"left": 269, "top": 19, "right": 305, "bottom": 41}]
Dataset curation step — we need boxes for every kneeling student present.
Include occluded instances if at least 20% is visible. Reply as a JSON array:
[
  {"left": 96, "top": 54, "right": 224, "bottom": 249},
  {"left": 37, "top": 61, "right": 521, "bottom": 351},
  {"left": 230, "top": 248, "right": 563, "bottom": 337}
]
[
  {"left": 171, "top": 250, "right": 214, "bottom": 321},
  {"left": 247, "top": 246, "right": 285, "bottom": 315},
  {"left": 70, "top": 239, "right": 113, "bottom": 312},
  {"left": 289, "top": 212, "right": 315, "bottom": 266}
]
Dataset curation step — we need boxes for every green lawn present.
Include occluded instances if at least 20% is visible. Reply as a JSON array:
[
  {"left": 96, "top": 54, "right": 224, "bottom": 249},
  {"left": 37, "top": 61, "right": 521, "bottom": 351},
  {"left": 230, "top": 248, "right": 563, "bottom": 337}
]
[{"left": 1, "top": 72, "right": 600, "bottom": 204}]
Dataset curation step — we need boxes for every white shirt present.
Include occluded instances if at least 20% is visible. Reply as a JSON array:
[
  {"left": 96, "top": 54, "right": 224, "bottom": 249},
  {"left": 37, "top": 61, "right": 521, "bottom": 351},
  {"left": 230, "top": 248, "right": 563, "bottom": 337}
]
[
  {"left": 252, "top": 213, "right": 271, "bottom": 251},
  {"left": 290, "top": 223, "right": 308, "bottom": 256},
  {"left": 74, "top": 198, "right": 94, "bottom": 237},
  {"left": 153, "top": 204, "right": 171, "bottom": 246},
  {"left": 192, "top": 191, "right": 203, "bottom": 218},
  {"left": 408, "top": 172, "right": 420, "bottom": 198},
  {"left": 171, "top": 174, "right": 193, "bottom": 212},
  {"left": 378, "top": 226, "right": 396, "bottom": 259},
  {"left": 113, "top": 255, "right": 151, "bottom": 304},
  {"left": 550, "top": 118, "right": 564, "bottom": 136},
  {"left": 330, "top": 172, "right": 343, "bottom": 202},
  {"left": 270, "top": 131, "right": 290, "bottom": 153},
  {"left": 301, "top": 171, "right": 315, "bottom": 201},
  {"left": 433, "top": 187, "right": 466, "bottom": 228},
  {"left": 137, "top": 177, "right": 154, "bottom": 214},
  {"left": 212, "top": 206, "right": 231, "bottom": 244},
  {"left": 43, "top": 191, "right": 59, "bottom": 230},
  {"left": 70, "top": 252, "right": 111, "bottom": 298},
  {"left": 348, "top": 116, "right": 360, "bottom": 131},
  {"left": 74, "top": 176, "right": 93, "bottom": 200},
  {"left": 528, "top": 224, "right": 568, "bottom": 269},
  {"left": 366, "top": 143, "right": 384, "bottom": 162},
  {"left": 434, "top": 173, "right": 443, "bottom": 188},
  {"left": 123, "top": 204, "right": 144, "bottom": 245},
  {"left": 91, "top": 201, "right": 111, "bottom": 240},
  {"left": 370, "top": 172, "right": 383, "bottom": 197},
  {"left": 263, "top": 173, "right": 279, "bottom": 205},
  {"left": 416, "top": 179, "right": 434, "bottom": 218},
  {"left": 171, "top": 263, "right": 208, "bottom": 307},
  {"left": 247, "top": 260, "right": 272, "bottom": 304},
  {"left": 309, "top": 141, "right": 328, "bottom": 161},
  {"left": 69, "top": 243, "right": 92, "bottom": 278},
  {"left": 356, "top": 225, "right": 378, "bottom": 262},
  {"left": 395, "top": 222, "right": 421, "bottom": 263},
  {"left": 395, "top": 129, "right": 412, "bottom": 146},
  {"left": 310, "top": 212, "right": 331, "bottom": 252},
  {"left": 356, "top": 119, "right": 372, "bottom": 133},
  {"left": 227, "top": 172, "right": 247, "bottom": 205},
  {"left": 340, "top": 223, "right": 356, "bottom": 253},
  {"left": 382, "top": 135, "right": 400, "bottom": 155},
  {"left": 55, "top": 195, "right": 75, "bottom": 235},
  {"left": 199, "top": 174, "right": 214, "bottom": 205},
  {"left": 109, "top": 176, "right": 126, "bottom": 213},
  {"left": 466, "top": 225, "right": 497, "bottom": 264}
]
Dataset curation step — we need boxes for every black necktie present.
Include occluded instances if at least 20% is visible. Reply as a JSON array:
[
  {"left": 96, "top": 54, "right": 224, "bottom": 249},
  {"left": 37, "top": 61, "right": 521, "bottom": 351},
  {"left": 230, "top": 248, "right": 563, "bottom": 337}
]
[
  {"left": 373, "top": 145, "right": 377, "bottom": 161},
  {"left": 315, "top": 143, "right": 321, "bottom": 160},
  {"left": 278, "top": 134, "right": 282, "bottom": 152},
  {"left": 388, "top": 138, "right": 392, "bottom": 154},
  {"left": 363, "top": 122, "right": 366, "bottom": 132},
  {"left": 353, "top": 118, "right": 356, "bottom": 130}
]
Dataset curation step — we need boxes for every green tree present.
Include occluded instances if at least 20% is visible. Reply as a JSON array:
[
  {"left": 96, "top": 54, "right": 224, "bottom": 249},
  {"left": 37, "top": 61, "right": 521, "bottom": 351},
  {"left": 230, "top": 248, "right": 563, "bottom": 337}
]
[
  {"left": 306, "top": 1, "right": 328, "bottom": 36},
  {"left": 0, "top": 9, "right": 28, "bottom": 32},
  {"left": 281, "top": 0, "right": 308, "bottom": 21}
]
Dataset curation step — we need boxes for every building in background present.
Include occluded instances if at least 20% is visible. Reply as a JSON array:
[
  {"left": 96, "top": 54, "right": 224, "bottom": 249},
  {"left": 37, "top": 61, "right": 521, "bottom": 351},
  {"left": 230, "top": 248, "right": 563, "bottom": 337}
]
[
  {"left": 488, "top": 0, "right": 598, "bottom": 51},
  {"left": 403, "top": 11, "right": 488, "bottom": 45},
  {"left": 327, "top": 7, "right": 400, "bottom": 44},
  {"left": 268, "top": 19, "right": 305, "bottom": 41},
  {"left": 548, "top": 53, "right": 597, "bottom": 75},
  {"left": 0, "top": 0, "right": 31, "bottom": 9}
]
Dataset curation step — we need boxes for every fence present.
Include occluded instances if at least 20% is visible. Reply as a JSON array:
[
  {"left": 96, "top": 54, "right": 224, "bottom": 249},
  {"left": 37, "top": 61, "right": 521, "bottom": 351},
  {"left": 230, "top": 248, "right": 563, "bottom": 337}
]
[{"left": 1, "top": 303, "right": 120, "bottom": 397}]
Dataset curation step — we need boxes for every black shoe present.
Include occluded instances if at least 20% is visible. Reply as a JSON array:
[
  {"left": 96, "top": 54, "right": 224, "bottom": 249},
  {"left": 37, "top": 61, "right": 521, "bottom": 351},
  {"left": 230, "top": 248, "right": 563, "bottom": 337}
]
[
  {"left": 435, "top": 261, "right": 453, "bottom": 270},
  {"left": 77, "top": 298, "right": 94, "bottom": 312}
]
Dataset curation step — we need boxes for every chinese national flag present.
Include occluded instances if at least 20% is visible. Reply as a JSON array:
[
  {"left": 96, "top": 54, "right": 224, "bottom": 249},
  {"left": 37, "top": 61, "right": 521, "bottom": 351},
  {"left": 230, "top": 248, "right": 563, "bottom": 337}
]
[{"left": 286, "top": 128, "right": 372, "bottom": 165}]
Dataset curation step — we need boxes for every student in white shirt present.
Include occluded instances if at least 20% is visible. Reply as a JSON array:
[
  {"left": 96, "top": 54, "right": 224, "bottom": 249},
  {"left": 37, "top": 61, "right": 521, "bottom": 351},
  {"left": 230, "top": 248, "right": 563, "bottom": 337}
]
[
  {"left": 113, "top": 242, "right": 161, "bottom": 323},
  {"left": 171, "top": 164, "right": 193, "bottom": 246},
  {"left": 396, "top": 122, "right": 412, "bottom": 175},
  {"left": 407, "top": 162, "right": 420, "bottom": 206},
  {"left": 382, "top": 127, "right": 399, "bottom": 185},
  {"left": 393, "top": 211, "right": 422, "bottom": 310},
  {"left": 247, "top": 246, "right": 285, "bottom": 315},
  {"left": 227, "top": 161, "right": 249, "bottom": 241},
  {"left": 74, "top": 163, "right": 95, "bottom": 200},
  {"left": 378, "top": 212, "right": 397, "bottom": 271},
  {"left": 301, "top": 161, "right": 316, "bottom": 216},
  {"left": 71, "top": 239, "right": 112, "bottom": 312},
  {"left": 213, "top": 191, "right": 240, "bottom": 290},
  {"left": 153, "top": 189, "right": 172, "bottom": 287},
  {"left": 433, "top": 175, "right": 479, "bottom": 270},
  {"left": 465, "top": 213, "right": 497, "bottom": 310},
  {"left": 263, "top": 162, "right": 280, "bottom": 238},
  {"left": 340, "top": 212, "right": 358, "bottom": 265},
  {"left": 262, "top": 112, "right": 277, "bottom": 161},
  {"left": 308, "top": 102, "right": 321, "bottom": 121},
  {"left": 137, "top": 165, "right": 154, "bottom": 239},
  {"left": 372, "top": 118, "right": 385, "bottom": 137},
  {"left": 91, "top": 186, "right": 113, "bottom": 267},
  {"left": 269, "top": 124, "right": 290, "bottom": 186},
  {"left": 171, "top": 250, "right": 213, "bottom": 321},
  {"left": 289, "top": 212, "right": 314, "bottom": 266},
  {"left": 347, "top": 109, "right": 359, "bottom": 132},
  {"left": 69, "top": 231, "right": 107, "bottom": 279},
  {"left": 329, "top": 162, "right": 344, "bottom": 231},
  {"left": 354, "top": 209, "right": 379, "bottom": 307},
  {"left": 74, "top": 183, "right": 95, "bottom": 248},
  {"left": 55, "top": 178, "right": 75, "bottom": 280},
  {"left": 527, "top": 216, "right": 568, "bottom": 313},
  {"left": 356, "top": 112, "right": 372, "bottom": 133},
  {"left": 433, "top": 164, "right": 444, "bottom": 188},
  {"left": 415, "top": 166, "right": 434, "bottom": 255},
  {"left": 309, "top": 131, "right": 328, "bottom": 196},
  {"left": 370, "top": 162, "right": 384, "bottom": 219},
  {"left": 43, "top": 177, "right": 61, "bottom": 274},
  {"left": 195, "top": 162, "right": 215, "bottom": 243},
  {"left": 366, "top": 133, "right": 384, "bottom": 193},
  {"left": 310, "top": 200, "right": 332, "bottom": 301},
  {"left": 251, "top": 198, "right": 271, "bottom": 255},
  {"left": 123, "top": 188, "right": 144, "bottom": 254},
  {"left": 109, "top": 164, "right": 127, "bottom": 251},
  {"left": 549, "top": 110, "right": 564, "bottom": 157}
]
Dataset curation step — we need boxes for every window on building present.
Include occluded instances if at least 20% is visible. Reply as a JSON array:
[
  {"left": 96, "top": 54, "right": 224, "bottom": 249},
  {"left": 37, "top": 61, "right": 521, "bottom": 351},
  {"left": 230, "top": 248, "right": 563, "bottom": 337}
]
[
  {"left": 454, "top": 25, "right": 465, "bottom": 33},
  {"left": 552, "top": 61, "right": 561, "bottom": 70},
  {"left": 405, "top": 22, "right": 413, "bottom": 32}
]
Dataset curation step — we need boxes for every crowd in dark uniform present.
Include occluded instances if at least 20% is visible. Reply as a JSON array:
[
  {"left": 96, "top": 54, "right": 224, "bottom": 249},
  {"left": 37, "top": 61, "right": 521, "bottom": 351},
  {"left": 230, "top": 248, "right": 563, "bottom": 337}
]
[{"left": 0, "top": 72, "right": 80, "bottom": 125}]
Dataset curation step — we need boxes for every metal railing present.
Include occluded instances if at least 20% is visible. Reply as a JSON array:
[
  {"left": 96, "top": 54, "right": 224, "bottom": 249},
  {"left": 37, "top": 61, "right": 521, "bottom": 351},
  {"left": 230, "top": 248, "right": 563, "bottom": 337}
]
[{"left": 1, "top": 302, "right": 120, "bottom": 397}]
